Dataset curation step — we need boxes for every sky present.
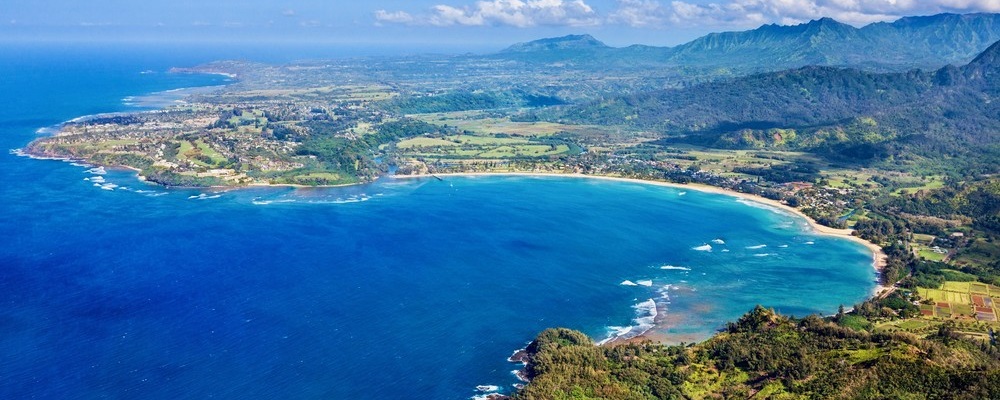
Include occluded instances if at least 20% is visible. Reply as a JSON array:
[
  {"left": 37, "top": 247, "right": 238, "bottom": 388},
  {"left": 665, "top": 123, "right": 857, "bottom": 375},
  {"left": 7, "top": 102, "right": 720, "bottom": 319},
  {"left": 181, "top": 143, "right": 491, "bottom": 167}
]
[{"left": 2, "top": 0, "right": 1000, "bottom": 51}]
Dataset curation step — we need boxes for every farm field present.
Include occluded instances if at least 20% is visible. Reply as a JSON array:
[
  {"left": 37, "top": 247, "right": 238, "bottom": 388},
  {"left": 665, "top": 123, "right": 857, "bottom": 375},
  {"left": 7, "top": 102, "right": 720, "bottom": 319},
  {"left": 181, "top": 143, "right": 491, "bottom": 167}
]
[
  {"left": 875, "top": 281, "right": 1000, "bottom": 338},
  {"left": 916, "top": 281, "right": 1000, "bottom": 322}
]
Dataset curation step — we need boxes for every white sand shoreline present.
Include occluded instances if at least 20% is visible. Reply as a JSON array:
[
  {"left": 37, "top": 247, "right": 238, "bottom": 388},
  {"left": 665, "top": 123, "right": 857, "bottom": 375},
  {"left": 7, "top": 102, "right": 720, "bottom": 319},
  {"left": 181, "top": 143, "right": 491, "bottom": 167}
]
[{"left": 394, "top": 172, "right": 889, "bottom": 298}]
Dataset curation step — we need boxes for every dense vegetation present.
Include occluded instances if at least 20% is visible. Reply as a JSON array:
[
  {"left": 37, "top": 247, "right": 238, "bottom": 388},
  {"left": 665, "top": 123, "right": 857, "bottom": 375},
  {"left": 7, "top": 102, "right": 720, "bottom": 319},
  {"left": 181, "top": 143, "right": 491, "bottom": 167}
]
[
  {"left": 515, "top": 307, "right": 1000, "bottom": 399},
  {"left": 538, "top": 41, "right": 1000, "bottom": 171},
  {"left": 294, "top": 118, "right": 439, "bottom": 182}
]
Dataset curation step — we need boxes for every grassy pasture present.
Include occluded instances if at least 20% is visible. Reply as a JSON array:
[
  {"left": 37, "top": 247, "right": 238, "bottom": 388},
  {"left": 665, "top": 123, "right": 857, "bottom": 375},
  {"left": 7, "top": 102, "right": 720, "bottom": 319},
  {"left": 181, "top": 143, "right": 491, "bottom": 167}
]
[{"left": 396, "top": 134, "right": 572, "bottom": 159}]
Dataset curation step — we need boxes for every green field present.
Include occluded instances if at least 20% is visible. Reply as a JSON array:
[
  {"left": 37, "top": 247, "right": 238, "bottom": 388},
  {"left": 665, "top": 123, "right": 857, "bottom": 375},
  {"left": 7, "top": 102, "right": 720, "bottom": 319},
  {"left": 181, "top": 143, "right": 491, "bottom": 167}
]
[
  {"left": 915, "top": 244, "right": 948, "bottom": 261},
  {"left": 396, "top": 134, "right": 573, "bottom": 159},
  {"left": 179, "top": 139, "right": 228, "bottom": 167},
  {"left": 895, "top": 176, "right": 946, "bottom": 195}
]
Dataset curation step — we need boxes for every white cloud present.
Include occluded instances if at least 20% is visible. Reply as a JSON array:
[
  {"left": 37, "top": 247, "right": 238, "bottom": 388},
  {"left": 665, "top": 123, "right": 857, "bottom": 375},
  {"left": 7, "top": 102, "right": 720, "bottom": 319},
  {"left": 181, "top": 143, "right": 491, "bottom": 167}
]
[
  {"left": 282, "top": 9, "right": 296, "bottom": 17},
  {"left": 375, "top": 0, "right": 600, "bottom": 27},
  {"left": 374, "top": 10, "right": 416, "bottom": 24},
  {"left": 375, "top": 0, "right": 1000, "bottom": 30},
  {"left": 609, "top": 0, "right": 1000, "bottom": 28},
  {"left": 608, "top": 0, "right": 667, "bottom": 27}
]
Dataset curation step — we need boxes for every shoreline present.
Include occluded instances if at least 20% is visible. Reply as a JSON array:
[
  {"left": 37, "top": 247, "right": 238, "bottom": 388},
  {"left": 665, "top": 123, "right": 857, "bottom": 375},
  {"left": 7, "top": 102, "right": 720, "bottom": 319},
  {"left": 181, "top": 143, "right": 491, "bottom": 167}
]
[{"left": 394, "top": 171, "right": 891, "bottom": 342}]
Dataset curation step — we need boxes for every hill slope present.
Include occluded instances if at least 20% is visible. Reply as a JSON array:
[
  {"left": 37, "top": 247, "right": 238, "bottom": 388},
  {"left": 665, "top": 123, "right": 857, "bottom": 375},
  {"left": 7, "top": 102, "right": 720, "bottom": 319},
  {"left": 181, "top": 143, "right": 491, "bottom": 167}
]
[
  {"left": 515, "top": 307, "right": 1000, "bottom": 399},
  {"left": 543, "top": 40, "right": 1000, "bottom": 167}
]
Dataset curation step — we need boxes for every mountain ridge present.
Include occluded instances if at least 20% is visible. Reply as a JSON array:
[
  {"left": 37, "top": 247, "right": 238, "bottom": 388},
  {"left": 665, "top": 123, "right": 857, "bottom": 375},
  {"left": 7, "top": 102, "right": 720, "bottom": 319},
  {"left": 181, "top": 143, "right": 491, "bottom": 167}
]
[{"left": 498, "top": 13, "right": 1000, "bottom": 71}]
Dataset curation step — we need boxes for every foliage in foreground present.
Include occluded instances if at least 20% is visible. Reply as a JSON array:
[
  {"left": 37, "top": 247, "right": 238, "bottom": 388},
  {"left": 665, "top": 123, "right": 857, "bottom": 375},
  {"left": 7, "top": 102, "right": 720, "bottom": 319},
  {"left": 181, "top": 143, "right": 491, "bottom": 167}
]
[{"left": 515, "top": 307, "right": 1000, "bottom": 399}]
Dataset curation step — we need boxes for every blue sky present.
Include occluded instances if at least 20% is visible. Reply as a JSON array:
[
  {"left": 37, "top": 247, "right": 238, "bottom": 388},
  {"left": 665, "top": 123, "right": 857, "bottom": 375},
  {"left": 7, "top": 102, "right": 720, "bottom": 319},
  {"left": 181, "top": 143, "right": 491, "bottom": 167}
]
[{"left": 3, "top": 0, "right": 999, "bottom": 50}]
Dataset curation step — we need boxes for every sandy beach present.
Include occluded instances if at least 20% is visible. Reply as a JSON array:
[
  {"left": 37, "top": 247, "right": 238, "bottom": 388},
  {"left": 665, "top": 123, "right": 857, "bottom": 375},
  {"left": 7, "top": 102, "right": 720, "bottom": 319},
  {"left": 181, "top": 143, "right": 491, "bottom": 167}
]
[{"left": 394, "top": 172, "right": 890, "bottom": 298}]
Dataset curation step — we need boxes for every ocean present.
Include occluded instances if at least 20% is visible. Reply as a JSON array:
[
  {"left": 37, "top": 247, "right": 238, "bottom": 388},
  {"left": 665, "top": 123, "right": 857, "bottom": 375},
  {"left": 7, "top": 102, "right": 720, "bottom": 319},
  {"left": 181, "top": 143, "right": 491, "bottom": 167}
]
[{"left": 0, "top": 44, "right": 875, "bottom": 399}]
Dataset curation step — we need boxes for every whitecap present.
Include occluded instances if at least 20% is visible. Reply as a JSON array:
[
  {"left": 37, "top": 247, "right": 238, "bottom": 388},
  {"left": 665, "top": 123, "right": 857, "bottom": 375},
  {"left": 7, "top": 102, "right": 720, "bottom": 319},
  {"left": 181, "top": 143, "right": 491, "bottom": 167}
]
[
  {"left": 658, "top": 284, "right": 674, "bottom": 300},
  {"left": 253, "top": 198, "right": 297, "bottom": 205},
  {"left": 692, "top": 244, "right": 712, "bottom": 251},
  {"left": 712, "top": 239, "right": 725, "bottom": 244},
  {"left": 620, "top": 280, "right": 638, "bottom": 286},
  {"left": 637, "top": 280, "right": 653, "bottom": 287},
  {"left": 678, "top": 191, "right": 687, "bottom": 196},
  {"left": 721, "top": 249, "right": 730, "bottom": 252},
  {"left": 99, "top": 183, "right": 118, "bottom": 191},
  {"left": 660, "top": 265, "right": 691, "bottom": 271},
  {"left": 779, "top": 245, "right": 789, "bottom": 248},
  {"left": 746, "top": 244, "right": 767, "bottom": 249},
  {"left": 87, "top": 176, "right": 106, "bottom": 183},
  {"left": 754, "top": 253, "right": 773, "bottom": 257},
  {"left": 805, "top": 241, "right": 815, "bottom": 245},
  {"left": 85, "top": 167, "right": 107, "bottom": 175},
  {"left": 189, "top": 193, "right": 222, "bottom": 200}
]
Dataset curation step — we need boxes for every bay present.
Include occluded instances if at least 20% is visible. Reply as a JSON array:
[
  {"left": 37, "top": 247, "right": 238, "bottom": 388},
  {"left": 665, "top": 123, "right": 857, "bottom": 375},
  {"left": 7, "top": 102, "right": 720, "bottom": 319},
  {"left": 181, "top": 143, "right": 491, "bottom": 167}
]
[{"left": 0, "top": 45, "right": 874, "bottom": 399}]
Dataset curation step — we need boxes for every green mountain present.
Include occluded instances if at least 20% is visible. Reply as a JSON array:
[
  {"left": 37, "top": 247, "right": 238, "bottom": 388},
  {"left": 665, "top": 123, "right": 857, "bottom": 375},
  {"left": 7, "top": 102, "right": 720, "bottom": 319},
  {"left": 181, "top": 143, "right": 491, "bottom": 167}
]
[
  {"left": 542, "top": 40, "right": 1000, "bottom": 168},
  {"left": 498, "top": 13, "right": 1000, "bottom": 72},
  {"left": 500, "top": 34, "right": 610, "bottom": 54}
]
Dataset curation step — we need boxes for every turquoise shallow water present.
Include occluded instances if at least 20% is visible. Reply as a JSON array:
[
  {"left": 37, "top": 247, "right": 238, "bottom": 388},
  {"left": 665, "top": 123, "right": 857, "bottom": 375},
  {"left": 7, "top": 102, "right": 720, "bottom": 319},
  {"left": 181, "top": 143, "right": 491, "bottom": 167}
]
[{"left": 0, "top": 46, "right": 875, "bottom": 399}]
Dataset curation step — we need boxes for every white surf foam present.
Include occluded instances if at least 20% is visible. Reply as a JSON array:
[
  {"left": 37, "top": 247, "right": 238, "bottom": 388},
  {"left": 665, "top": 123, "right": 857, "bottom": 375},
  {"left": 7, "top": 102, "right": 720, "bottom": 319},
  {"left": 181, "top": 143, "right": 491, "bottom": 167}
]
[
  {"left": 746, "top": 244, "right": 767, "bottom": 249},
  {"left": 660, "top": 265, "right": 691, "bottom": 271},
  {"left": 805, "top": 241, "right": 815, "bottom": 245},
  {"left": 754, "top": 253, "right": 773, "bottom": 257},
  {"left": 779, "top": 244, "right": 789, "bottom": 248},
  {"left": 692, "top": 244, "right": 712, "bottom": 252},
  {"left": 637, "top": 280, "right": 653, "bottom": 287},
  {"left": 598, "top": 299, "right": 658, "bottom": 345},
  {"left": 476, "top": 385, "right": 500, "bottom": 392},
  {"left": 85, "top": 167, "right": 107, "bottom": 175},
  {"left": 620, "top": 280, "right": 638, "bottom": 286},
  {"left": 712, "top": 239, "right": 725, "bottom": 244},
  {"left": 736, "top": 198, "right": 789, "bottom": 215},
  {"left": 252, "top": 199, "right": 297, "bottom": 205}
]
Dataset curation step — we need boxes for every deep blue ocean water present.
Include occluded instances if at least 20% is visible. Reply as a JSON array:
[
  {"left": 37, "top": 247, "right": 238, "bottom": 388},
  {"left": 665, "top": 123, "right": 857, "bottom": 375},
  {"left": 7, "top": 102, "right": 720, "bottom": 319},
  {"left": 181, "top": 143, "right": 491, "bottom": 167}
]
[{"left": 0, "top": 45, "right": 875, "bottom": 399}]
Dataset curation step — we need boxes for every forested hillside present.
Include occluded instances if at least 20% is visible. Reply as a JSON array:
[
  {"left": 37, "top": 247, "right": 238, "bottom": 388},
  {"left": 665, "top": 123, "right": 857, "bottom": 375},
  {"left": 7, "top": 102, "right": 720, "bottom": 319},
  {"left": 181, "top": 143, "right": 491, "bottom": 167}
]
[
  {"left": 515, "top": 307, "right": 1000, "bottom": 399},
  {"left": 536, "top": 40, "right": 1000, "bottom": 169}
]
